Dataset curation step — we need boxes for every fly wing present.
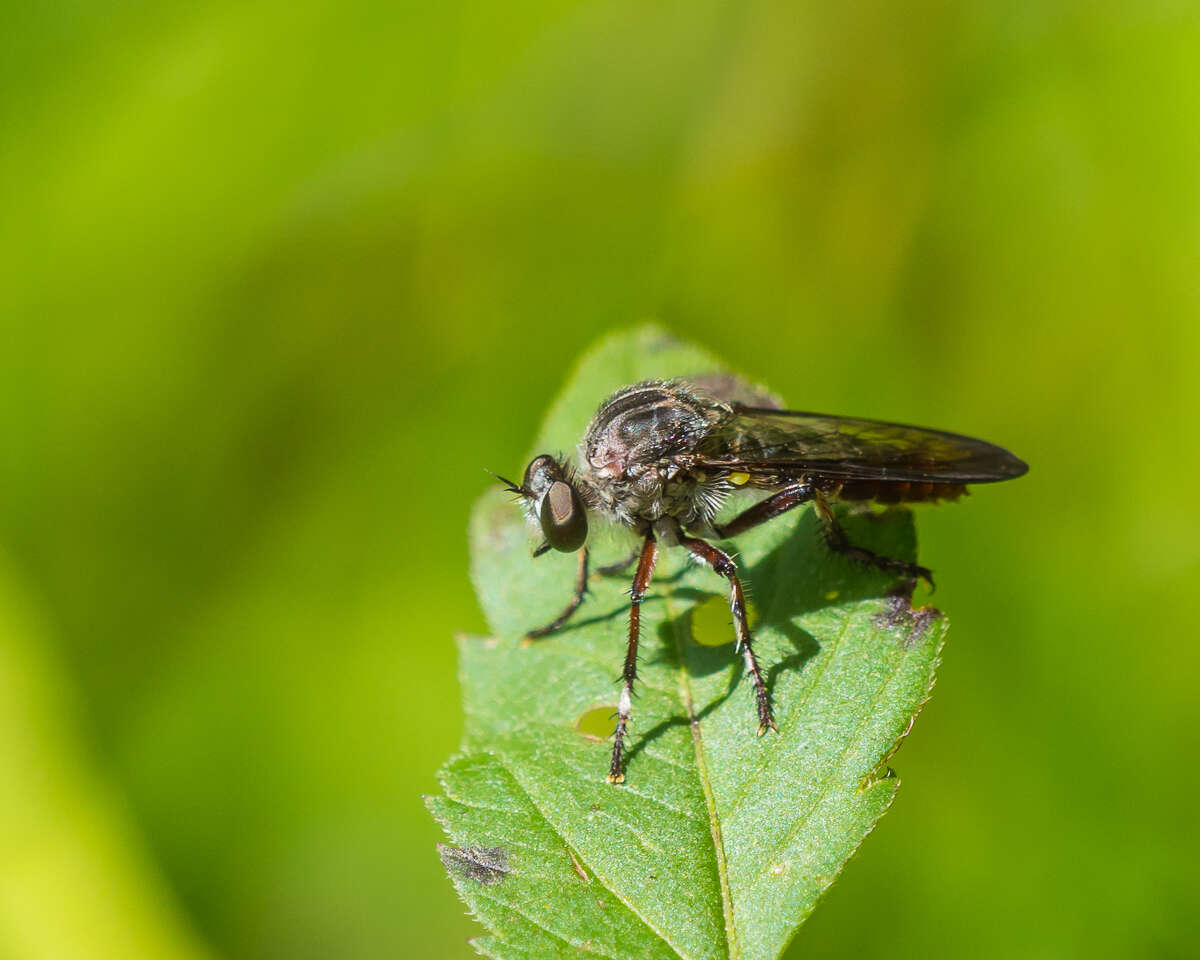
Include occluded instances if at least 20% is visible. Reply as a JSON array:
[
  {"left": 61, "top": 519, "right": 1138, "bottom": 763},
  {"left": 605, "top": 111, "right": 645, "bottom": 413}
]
[{"left": 696, "top": 405, "right": 1028, "bottom": 485}]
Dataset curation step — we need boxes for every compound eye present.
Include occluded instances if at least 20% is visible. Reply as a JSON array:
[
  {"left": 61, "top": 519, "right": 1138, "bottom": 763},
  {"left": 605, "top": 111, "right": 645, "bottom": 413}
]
[
  {"left": 522, "top": 454, "right": 559, "bottom": 499},
  {"left": 539, "top": 481, "right": 588, "bottom": 552}
]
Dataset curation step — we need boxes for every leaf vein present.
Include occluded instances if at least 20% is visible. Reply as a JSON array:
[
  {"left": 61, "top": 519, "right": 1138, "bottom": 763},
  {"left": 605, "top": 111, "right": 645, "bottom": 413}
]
[
  {"left": 487, "top": 753, "right": 687, "bottom": 959},
  {"left": 612, "top": 785, "right": 702, "bottom": 822},
  {"left": 473, "top": 889, "right": 625, "bottom": 960},
  {"left": 665, "top": 592, "right": 739, "bottom": 960},
  {"left": 723, "top": 609, "right": 855, "bottom": 821},
  {"left": 753, "top": 642, "right": 907, "bottom": 874}
]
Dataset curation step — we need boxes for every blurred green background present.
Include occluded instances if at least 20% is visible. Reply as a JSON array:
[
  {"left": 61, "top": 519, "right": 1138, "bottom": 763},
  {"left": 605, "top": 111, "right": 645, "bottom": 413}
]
[{"left": 2, "top": 1, "right": 1198, "bottom": 958}]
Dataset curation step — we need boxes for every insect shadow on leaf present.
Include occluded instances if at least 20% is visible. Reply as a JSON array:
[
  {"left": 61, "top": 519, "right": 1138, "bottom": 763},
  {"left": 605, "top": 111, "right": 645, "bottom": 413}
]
[{"left": 612, "top": 504, "right": 935, "bottom": 776}]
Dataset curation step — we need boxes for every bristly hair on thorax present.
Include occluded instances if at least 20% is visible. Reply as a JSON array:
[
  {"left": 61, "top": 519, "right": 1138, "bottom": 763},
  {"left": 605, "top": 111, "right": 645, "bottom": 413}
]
[{"left": 572, "top": 378, "right": 752, "bottom": 535}]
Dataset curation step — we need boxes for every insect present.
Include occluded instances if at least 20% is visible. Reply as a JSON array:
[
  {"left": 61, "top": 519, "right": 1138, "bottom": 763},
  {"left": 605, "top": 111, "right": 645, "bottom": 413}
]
[{"left": 492, "top": 377, "right": 1027, "bottom": 783}]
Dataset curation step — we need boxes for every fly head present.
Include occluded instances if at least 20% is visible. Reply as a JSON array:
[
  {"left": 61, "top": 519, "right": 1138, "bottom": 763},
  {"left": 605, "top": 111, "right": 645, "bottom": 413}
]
[{"left": 523, "top": 454, "right": 588, "bottom": 553}]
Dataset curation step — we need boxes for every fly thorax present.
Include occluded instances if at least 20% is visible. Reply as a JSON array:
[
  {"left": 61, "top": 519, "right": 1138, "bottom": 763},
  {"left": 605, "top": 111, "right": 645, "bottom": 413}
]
[{"left": 584, "top": 382, "right": 723, "bottom": 481}]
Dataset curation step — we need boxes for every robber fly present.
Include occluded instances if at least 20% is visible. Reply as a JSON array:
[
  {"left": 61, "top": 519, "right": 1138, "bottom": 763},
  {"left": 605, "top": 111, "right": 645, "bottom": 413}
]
[{"left": 492, "top": 377, "right": 1027, "bottom": 783}]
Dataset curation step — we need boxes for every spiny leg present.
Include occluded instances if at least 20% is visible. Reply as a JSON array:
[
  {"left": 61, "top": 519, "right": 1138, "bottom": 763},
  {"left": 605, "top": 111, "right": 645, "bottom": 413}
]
[
  {"left": 812, "top": 488, "right": 934, "bottom": 589},
  {"left": 526, "top": 547, "right": 589, "bottom": 640},
  {"left": 679, "top": 534, "right": 777, "bottom": 736},
  {"left": 608, "top": 533, "right": 659, "bottom": 784},
  {"left": 713, "top": 481, "right": 814, "bottom": 538}
]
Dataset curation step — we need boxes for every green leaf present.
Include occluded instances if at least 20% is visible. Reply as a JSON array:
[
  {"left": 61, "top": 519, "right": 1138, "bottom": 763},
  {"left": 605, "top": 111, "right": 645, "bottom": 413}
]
[{"left": 429, "top": 327, "right": 947, "bottom": 960}]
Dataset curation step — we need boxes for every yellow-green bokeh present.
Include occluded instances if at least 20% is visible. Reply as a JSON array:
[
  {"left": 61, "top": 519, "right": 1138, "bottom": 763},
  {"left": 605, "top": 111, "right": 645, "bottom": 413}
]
[{"left": 1, "top": 2, "right": 1198, "bottom": 958}]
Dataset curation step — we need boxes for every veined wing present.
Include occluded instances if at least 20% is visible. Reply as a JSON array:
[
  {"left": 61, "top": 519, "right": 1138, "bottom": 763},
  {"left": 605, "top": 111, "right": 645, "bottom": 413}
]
[{"left": 696, "top": 405, "right": 1028, "bottom": 485}]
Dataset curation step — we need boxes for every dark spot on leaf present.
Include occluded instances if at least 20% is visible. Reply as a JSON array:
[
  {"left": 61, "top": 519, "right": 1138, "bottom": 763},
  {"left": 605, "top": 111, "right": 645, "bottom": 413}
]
[
  {"left": 575, "top": 705, "right": 617, "bottom": 741},
  {"left": 438, "top": 844, "right": 511, "bottom": 886},
  {"left": 908, "top": 606, "right": 941, "bottom": 640},
  {"left": 874, "top": 590, "right": 942, "bottom": 647}
]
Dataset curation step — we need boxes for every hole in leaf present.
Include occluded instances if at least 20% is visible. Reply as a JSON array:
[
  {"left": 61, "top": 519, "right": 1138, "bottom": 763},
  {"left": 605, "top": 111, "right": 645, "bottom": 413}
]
[
  {"left": 575, "top": 706, "right": 616, "bottom": 742},
  {"left": 689, "top": 593, "right": 758, "bottom": 647}
]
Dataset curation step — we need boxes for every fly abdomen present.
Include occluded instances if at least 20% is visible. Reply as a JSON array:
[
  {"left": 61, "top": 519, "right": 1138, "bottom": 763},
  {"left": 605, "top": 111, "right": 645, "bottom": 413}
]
[{"left": 835, "top": 479, "right": 967, "bottom": 504}]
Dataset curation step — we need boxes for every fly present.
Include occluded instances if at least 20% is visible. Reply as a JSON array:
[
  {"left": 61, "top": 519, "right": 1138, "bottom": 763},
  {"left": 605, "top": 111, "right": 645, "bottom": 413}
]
[{"left": 491, "top": 376, "right": 1027, "bottom": 783}]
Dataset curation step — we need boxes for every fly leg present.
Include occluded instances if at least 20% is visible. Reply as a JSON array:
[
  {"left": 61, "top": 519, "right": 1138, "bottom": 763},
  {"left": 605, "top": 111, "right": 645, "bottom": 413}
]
[
  {"left": 715, "top": 479, "right": 932, "bottom": 587},
  {"left": 678, "top": 534, "right": 777, "bottom": 736},
  {"left": 812, "top": 488, "right": 934, "bottom": 589},
  {"left": 525, "top": 547, "right": 589, "bottom": 640},
  {"left": 608, "top": 534, "right": 659, "bottom": 783},
  {"left": 713, "top": 481, "right": 814, "bottom": 538}
]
